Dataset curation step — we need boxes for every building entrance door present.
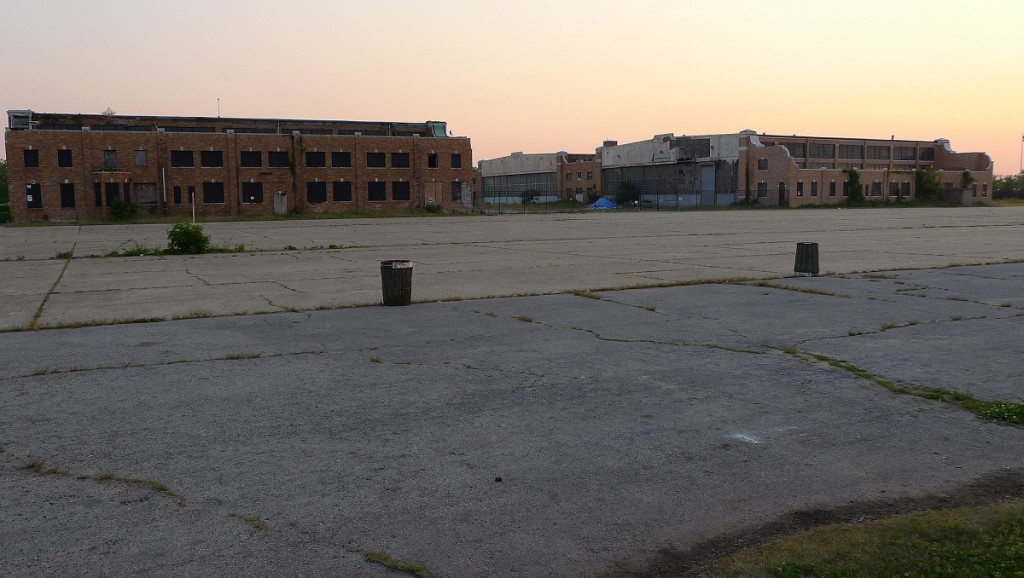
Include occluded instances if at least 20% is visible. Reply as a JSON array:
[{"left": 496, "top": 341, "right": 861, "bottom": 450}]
[{"left": 700, "top": 165, "right": 715, "bottom": 207}]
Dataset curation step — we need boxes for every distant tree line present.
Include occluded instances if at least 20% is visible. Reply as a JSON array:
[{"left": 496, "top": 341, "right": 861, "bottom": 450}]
[{"left": 994, "top": 172, "right": 1024, "bottom": 199}]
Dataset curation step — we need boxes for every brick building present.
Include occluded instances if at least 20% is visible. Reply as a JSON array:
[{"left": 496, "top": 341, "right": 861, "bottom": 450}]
[
  {"left": 4, "top": 110, "right": 473, "bottom": 222},
  {"left": 601, "top": 130, "right": 993, "bottom": 208},
  {"left": 478, "top": 150, "right": 602, "bottom": 204}
]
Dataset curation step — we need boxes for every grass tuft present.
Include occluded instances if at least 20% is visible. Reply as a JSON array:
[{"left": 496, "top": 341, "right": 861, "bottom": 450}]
[
  {"left": 365, "top": 550, "right": 434, "bottom": 578},
  {"left": 514, "top": 315, "right": 533, "bottom": 323}
]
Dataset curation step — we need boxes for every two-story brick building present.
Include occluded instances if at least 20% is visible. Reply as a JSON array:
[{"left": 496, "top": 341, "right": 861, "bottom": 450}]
[{"left": 4, "top": 110, "right": 474, "bottom": 222}]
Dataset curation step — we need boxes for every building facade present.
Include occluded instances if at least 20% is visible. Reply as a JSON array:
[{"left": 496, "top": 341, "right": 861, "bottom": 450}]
[
  {"left": 5, "top": 110, "right": 474, "bottom": 222},
  {"left": 478, "top": 150, "right": 602, "bottom": 204},
  {"left": 601, "top": 130, "right": 993, "bottom": 208}
]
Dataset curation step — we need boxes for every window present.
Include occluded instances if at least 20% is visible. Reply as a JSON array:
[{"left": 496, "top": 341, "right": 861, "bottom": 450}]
[
  {"left": 331, "top": 151, "right": 351, "bottom": 168},
  {"left": 587, "top": 171, "right": 593, "bottom": 180},
  {"left": 391, "top": 152, "right": 410, "bottom": 168},
  {"left": 306, "top": 181, "right": 327, "bottom": 203},
  {"left": 305, "top": 151, "right": 326, "bottom": 168},
  {"left": 392, "top": 181, "right": 411, "bottom": 201},
  {"left": 871, "top": 182, "right": 882, "bottom": 196},
  {"left": 367, "top": 152, "right": 386, "bottom": 168},
  {"left": 577, "top": 171, "right": 583, "bottom": 181},
  {"left": 982, "top": 184, "right": 988, "bottom": 197},
  {"left": 427, "top": 153, "right": 438, "bottom": 168},
  {"left": 811, "top": 181, "right": 818, "bottom": 196},
  {"left": 866, "top": 146, "right": 890, "bottom": 160},
  {"left": 566, "top": 172, "right": 572, "bottom": 181},
  {"left": 130, "top": 183, "right": 155, "bottom": 205},
  {"left": 889, "top": 182, "right": 901, "bottom": 197},
  {"left": 893, "top": 146, "right": 916, "bottom": 161},
  {"left": 200, "top": 150, "right": 223, "bottom": 167},
  {"left": 105, "top": 182, "right": 120, "bottom": 206},
  {"left": 135, "top": 150, "right": 148, "bottom": 166},
  {"left": 450, "top": 153, "right": 462, "bottom": 169},
  {"left": 919, "top": 148, "right": 935, "bottom": 161},
  {"left": 24, "top": 149, "right": 39, "bottom": 167},
  {"left": 94, "top": 183, "right": 102, "bottom": 207},
  {"left": 170, "top": 150, "right": 194, "bottom": 167},
  {"left": 452, "top": 181, "right": 462, "bottom": 202},
  {"left": 242, "top": 182, "right": 263, "bottom": 204},
  {"left": 757, "top": 181, "right": 768, "bottom": 198},
  {"left": 26, "top": 183, "right": 42, "bottom": 208},
  {"left": 796, "top": 181, "right": 804, "bottom": 197},
  {"left": 368, "top": 181, "right": 387, "bottom": 201},
  {"left": 902, "top": 182, "right": 911, "bottom": 198},
  {"left": 829, "top": 181, "right": 837, "bottom": 197},
  {"left": 842, "top": 181, "right": 850, "bottom": 196},
  {"left": 240, "top": 151, "right": 262, "bottom": 167},
  {"left": 173, "top": 186, "right": 182, "bottom": 205},
  {"left": 757, "top": 158, "right": 768, "bottom": 170},
  {"left": 203, "top": 182, "right": 225, "bottom": 204},
  {"left": 103, "top": 150, "right": 118, "bottom": 169},
  {"left": 58, "top": 149, "right": 73, "bottom": 168},
  {"left": 783, "top": 143, "right": 805, "bottom": 158},
  {"left": 809, "top": 143, "right": 834, "bottom": 159},
  {"left": 333, "top": 181, "right": 352, "bottom": 202},
  {"left": 838, "top": 145, "right": 862, "bottom": 159},
  {"left": 268, "top": 151, "right": 289, "bottom": 168}
]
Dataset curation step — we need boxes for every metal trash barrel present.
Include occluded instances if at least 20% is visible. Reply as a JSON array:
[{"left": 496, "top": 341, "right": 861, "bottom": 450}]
[
  {"left": 794, "top": 242, "right": 819, "bottom": 276},
  {"left": 380, "top": 260, "right": 413, "bottom": 306}
]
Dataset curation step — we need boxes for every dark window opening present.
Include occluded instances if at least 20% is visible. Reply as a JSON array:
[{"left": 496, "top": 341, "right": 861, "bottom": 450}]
[
  {"left": 368, "top": 181, "right": 387, "bottom": 201},
  {"left": 103, "top": 150, "right": 118, "bottom": 169},
  {"left": 105, "top": 182, "right": 120, "bottom": 206},
  {"left": 450, "top": 153, "right": 462, "bottom": 169},
  {"left": 240, "top": 151, "right": 262, "bottom": 167},
  {"left": 811, "top": 181, "right": 818, "bottom": 197},
  {"left": 305, "top": 151, "right": 326, "bottom": 168},
  {"left": 94, "top": 182, "right": 103, "bottom": 207},
  {"left": 333, "top": 181, "right": 352, "bottom": 202},
  {"left": 796, "top": 181, "right": 804, "bottom": 197},
  {"left": 26, "top": 183, "right": 42, "bottom": 208},
  {"left": 57, "top": 149, "right": 73, "bottom": 168},
  {"left": 170, "top": 150, "right": 194, "bottom": 167},
  {"left": 203, "top": 182, "right": 225, "bottom": 204},
  {"left": 391, "top": 153, "right": 410, "bottom": 168},
  {"left": 367, "top": 152, "right": 386, "bottom": 168},
  {"left": 427, "top": 153, "right": 438, "bottom": 168},
  {"left": 135, "top": 150, "right": 148, "bottom": 166},
  {"left": 919, "top": 148, "right": 935, "bottom": 161},
  {"left": 392, "top": 181, "right": 411, "bottom": 201},
  {"left": 268, "top": 151, "right": 290, "bottom": 168},
  {"left": 451, "top": 181, "right": 462, "bottom": 202},
  {"left": 173, "top": 186, "right": 182, "bottom": 205},
  {"left": 829, "top": 181, "right": 837, "bottom": 196},
  {"left": 757, "top": 182, "right": 768, "bottom": 197},
  {"left": 200, "top": 150, "right": 224, "bottom": 167},
  {"left": 242, "top": 182, "right": 264, "bottom": 204},
  {"left": 306, "top": 181, "right": 327, "bottom": 203},
  {"left": 24, "top": 149, "right": 39, "bottom": 167},
  {"left": 331, "top": 151, "right": 351, "bottom": 168},
  {"left": 757, "top": 158, "right": 768, "bottom": 170}
]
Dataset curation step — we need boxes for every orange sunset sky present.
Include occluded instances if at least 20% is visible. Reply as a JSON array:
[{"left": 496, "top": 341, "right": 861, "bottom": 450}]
[{"left": 2, "top": 0, "right": 1023, "bottom": 174}]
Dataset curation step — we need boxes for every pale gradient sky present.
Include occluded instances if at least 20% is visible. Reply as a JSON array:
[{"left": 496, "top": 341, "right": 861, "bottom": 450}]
[{"left": 3, "top": 0, "right": 1023, "bottom": 173}]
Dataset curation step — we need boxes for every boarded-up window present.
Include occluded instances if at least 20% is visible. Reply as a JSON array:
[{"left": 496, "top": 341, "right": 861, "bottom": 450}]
[
  {"left": 173, "top": 186, "right": 182, "bottom": 205},
  {"left": 171, "top": 150, "right": 194, "bottom": 167},
  {"left": 58, "top": 149, "right": 73, "bottom": 168},
  {"left": 242, "top": 182, "right": 264, "bottom": 204},
  {"left": 27, "top": 183, "right": 42, "bottom": 208},
  {"left": 203, "top": 182, "right": 225, "bottom": 204},
  {"left": 24, "top": 149, "right": 40, "bottom": 167},
  {"left": 391, "top": 153, "right": 410, "bottom": 168},
  {"left": 105, "top": 182, "right": 120, "bottom": 206},
  {"left": 306, "top": 151, "right": 326, "bottom": 168},
  {"left": 306, "top": 181, "right": 327, "bottom": 203},
  {"left": 240, "top": 151, "right": 262, "bottom": 167},
  {"left": 135, "top": 150, "right": 148, "bottom": 166},
  {"left": 333, "top": 181, "right": 352, "bottom": 202},
  {"left": 268, "top": 151, "right": 289, "bottom": 168},
  {"left": 451, "top": 181, "right": 462, "bottom": 202},
  {"left": 450, "top": 153, "right": 462, "bottom": 169},
  {"left": 332, "top": 152, "right": 351, "bottom": 168},
  {"left": 201, "top": 150, "right": 224, "bottom": 167},
  {"left": 368, "top": 181, "right": 386, "bottom": 201},
  {"left": 60, "top": 183, "right": 76, "bottom": 208},
  {"left": 94, "top": 183, "right": 103, "bottom": 207},
  {"left": 103, "top": 150, "right": 118, "bottom": 169},
  {"left": 428, "top": 153, "right": 438, "bottom": 168},
  {"left": 367, "top": 152, "right": 386, "bottom": 168},
  {"left": 392, "top": 181, "right": 411, "bottom": 201}
]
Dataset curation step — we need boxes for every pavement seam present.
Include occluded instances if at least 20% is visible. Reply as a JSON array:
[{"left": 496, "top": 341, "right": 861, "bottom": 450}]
[{"left": 26, "top": 245, "right": 74, "bottom": 331}]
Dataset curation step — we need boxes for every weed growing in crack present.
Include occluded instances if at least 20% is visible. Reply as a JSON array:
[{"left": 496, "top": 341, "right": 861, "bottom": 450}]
[
  {"left": 369, "top": 355, "right": 382, "bottom": 363},
  {"left": 224, "top": 352, "right": 262, "bottom": 361},
  {"left": 365, "top": 550, "right": 434, "bottom": 578},
  {"left": 231, "top": 513, "right": 268, "bottom": 531},
  {"left": 514, "top": 315, "right": 533, "bottom": 323}
]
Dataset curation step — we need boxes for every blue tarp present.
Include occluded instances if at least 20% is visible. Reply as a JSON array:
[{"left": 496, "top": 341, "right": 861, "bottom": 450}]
[{"left": 589, "top": 198, "right": 618, "bottom": 209}]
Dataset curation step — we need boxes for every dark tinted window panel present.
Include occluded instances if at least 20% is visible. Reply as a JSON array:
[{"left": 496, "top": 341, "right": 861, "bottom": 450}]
[
  {"left": 306, "top": 151, "right": 326, "bottom": 168},
  {"left": 367, "top": 152, "right": 386, "bottom": 168},
  {"left": 240, "top": 151, "right": 262, "bottom": 167},
  {"left": 242, "top": 182, "right": 264, "bottom": 204},
  {"left": 60, "top": 183, "right": 75, "bottom": 207},
  {"left": 170, "top": 150, "right": 194, "bottom": 167},
  {"left": 368, "top": 181, "right": 387, "bottom": 201},
  {"left": 333, "top": 181, "right": 352, "bottom": 202},
  {"left": 332, "top": 152, "right": 351, "bottom": 168},
  {"left": 200, "top": 150, "right": 224, "bottom": 167},
  {"left": 428, "top": 153, "right": 438, "bottom": 168},
  {"left": 173, "top": 186, "right": 182, "bottom": 205},
  {"left": 105, "top": 182, "right": 120, "bottom": 206},
  {"left": 306, "top": 182, "right": 327, "bottom": 203},
  {"left": 27, "top": 183, "right": 42, "bottom": 208},
  {"left": 450, "top": 153, "right": 462, "bottom": 169},
  {"left": 203, "top": 182, "right": 225, "bottom": 204},
  {"left": 57, "top": 149, "right": 73, "bottom": 168},
  {"left": 24, "top": 149, "right": 39, "bottom": 167},
  {"left": 268, "top": 151, "right": 290, "bottom": 167},
  {"left": 94, "top": 182, "right": 103, "bottom": 207},
  {"left": 391, "top": 153, "right": 410, "bottom": 168},
  {"left": 392, "top": 181, "right": 411, "bottom": 201}
]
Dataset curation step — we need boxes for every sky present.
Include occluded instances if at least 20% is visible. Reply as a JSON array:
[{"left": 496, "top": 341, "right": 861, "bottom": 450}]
[{"left": 2, "top": 0, "right": 1023, "bottom": 174}]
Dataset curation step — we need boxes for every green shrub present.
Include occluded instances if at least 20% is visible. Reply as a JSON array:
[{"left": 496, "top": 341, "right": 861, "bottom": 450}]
[
  {"left": 109, "top": 198, "right": 138, "bottom": 220},
  {"left": 424, "top": 204, "right": 442, "bottom": 214},
  {"left": 166, "top": 222, "right": 211, "bottom": 254}
]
